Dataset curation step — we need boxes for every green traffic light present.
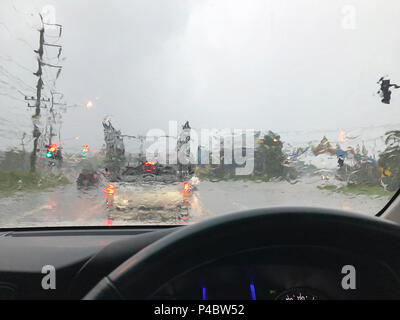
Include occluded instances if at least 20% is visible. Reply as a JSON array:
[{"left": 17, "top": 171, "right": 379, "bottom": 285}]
[{"left": 46, "top": 152, "right": 53, "bottom": 158}]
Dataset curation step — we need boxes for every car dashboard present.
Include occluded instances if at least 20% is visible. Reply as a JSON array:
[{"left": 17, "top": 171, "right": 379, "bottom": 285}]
[
  {"left": 0, "top": 227, "right": 400, "bottom": 299},
  {"left": 153, "top": 246, "right": 400, "bottom": 300}
]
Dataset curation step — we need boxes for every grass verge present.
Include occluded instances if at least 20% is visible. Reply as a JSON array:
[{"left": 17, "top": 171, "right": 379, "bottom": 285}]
[
  {"left": 0, "top": 171, "right": 70, "bottom": 197},
  {"left": 317, "top": 183, "right": 395, "bottom": 197}
]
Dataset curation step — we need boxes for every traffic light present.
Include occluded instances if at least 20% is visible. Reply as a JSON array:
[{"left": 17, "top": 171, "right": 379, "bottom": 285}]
[
  {"left": 46, "top": 144, "right": 58, "bottom": 159},
  {"left": 48, "top": 144, "right": 58, "bottom": 153},
  {"left": 82, "top": 144, "right": 90, "bottom": 156}
]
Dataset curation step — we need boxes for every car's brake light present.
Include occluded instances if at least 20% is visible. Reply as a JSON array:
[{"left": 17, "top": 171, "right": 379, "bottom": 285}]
[
  {"left": 183, "top": 182, "right": 191, "bottom": 195},
  {"left": 104, "top": 184, "right": 116, "bottom": 196},
  {"left": 144, "top": 161, "right": 156, "bottom": 172}
]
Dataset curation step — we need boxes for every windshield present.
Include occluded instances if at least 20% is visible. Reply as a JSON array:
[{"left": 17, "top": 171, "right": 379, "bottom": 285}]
[{"left": 1, "top": 0, "right": 399, "bottom": 228}]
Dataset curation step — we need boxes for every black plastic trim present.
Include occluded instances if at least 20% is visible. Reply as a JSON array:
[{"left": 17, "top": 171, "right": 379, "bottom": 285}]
[
  {"left": 0, "top": 225, "right": 182, "bottom": 235},
  {"left": 376, "top": 188, "right": 400, "bottom": 217}
]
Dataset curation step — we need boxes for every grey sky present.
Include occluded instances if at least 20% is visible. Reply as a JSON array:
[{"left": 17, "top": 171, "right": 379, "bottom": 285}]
[{"left": 1, "top": 0, "right": 400, "bottom": 152}]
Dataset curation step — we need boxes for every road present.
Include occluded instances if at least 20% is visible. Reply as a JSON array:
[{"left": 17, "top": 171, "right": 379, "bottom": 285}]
[{"left": 0, "top": 179, "right": 391, "bottom": 228}]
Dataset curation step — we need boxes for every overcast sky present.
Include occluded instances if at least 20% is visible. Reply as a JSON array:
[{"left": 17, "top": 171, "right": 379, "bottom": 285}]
[{"left": 1, "top": 0, "right": 400, "bottom": 152}]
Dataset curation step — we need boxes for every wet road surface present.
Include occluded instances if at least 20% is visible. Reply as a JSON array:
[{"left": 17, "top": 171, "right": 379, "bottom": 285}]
[{"left": 0, "top": 179, "right": 391, "bottom": 228}]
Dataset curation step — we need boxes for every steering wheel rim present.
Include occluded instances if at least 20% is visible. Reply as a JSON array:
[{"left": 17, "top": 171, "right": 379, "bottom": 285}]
[{"left": 83, "top": 207, "right": 400, "bottom": 300}]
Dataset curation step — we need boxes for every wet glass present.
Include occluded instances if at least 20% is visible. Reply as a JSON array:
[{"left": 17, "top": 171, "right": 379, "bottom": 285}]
[{"left": 0, "top": 0, "right": 399, "bottom": 227}]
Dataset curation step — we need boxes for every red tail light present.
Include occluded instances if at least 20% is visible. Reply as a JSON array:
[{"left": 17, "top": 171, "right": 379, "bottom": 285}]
[
  {"left": 144, "top": 161, "right": 156, "bottom": 172},
  {"left": 104, "top": 184, "right": 116, "bottom": 196},
  {"left": 183, "top": 182, "right": 191, "bottom": 195}
]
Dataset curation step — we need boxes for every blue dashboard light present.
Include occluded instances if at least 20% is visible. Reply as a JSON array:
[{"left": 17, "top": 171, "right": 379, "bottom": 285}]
[
  {"left": 250, "top": 283, "right": 257, "bottom": 300},
  {"left": 202, "top": 287, "right": 207, "bottom": 300}
]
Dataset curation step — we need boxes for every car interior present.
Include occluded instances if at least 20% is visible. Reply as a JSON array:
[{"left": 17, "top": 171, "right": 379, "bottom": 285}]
[
  {"left": 0, "top": 198, "right": 400, "bottom": 300},
  {"left": 1, "top": 0, "right": 400, "bottom": 302}
]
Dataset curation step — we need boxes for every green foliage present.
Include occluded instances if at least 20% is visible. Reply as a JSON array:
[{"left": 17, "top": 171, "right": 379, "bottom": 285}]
[
  {"left": 196, "top": 131, "right": 287, "bottom": 181},
  {"left": 384, "top": 130, "right": 400, "bottom": 146},
  {"left": 0, "top": 171, "right": 70, "bottom": 197},
  {"left": 231, "top": 175, "right": 270, "bottom": 182},
  {"left": 318, "top": 184, "right": 394, "bottom": 197},
  {"left": 317, "top": 184, "right": 338, "bottom": 191},
  {"left": 195, "top": 165, "right": 234, "bottom": 181},
  {"left": 257, "top": 131, "right": 285, "bottom": 178},
  {"left": 337, "top": 162, "right": 381, "bottom": 186},
  {"left": 379, "top": 130, "right": 400, "bottom": 192}
]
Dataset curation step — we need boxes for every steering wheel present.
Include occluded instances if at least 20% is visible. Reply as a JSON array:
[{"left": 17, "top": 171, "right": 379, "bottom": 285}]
[{"left": 84, "top": 207, "right": 400, "bottom": 299}]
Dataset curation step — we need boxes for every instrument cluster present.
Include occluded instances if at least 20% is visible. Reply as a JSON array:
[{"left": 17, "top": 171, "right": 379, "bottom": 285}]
[{"left": 153, "top": 246, "right": 400, "bottom": 300}]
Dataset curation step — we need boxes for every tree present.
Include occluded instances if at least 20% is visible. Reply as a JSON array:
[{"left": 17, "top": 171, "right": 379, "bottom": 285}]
[
  {"left": 379, "top": 130, "right": 400, "bottom": 191},
  {"left": 258, "top": 131, "right": 285, "bottom": 178},
  {"left": 0, "top": 149, "right": 30, "bottom": 172}
]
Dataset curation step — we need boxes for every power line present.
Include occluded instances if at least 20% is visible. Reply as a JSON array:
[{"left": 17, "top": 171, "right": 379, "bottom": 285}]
[
  {"left": 27, "top": 14, "right": 45, "bottom": 172},
  {"left": 15, "top": 8, "right": 67, "bottom": 171},
  {"left": 21, "top": 14, "right": 63, "bottom": 171},
  {"left": 0, "top": 65, "right": 36, "bottom": 92}
]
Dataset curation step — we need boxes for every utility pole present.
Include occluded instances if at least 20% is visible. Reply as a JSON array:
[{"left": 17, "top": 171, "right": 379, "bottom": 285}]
[
  {"left": 29, "top": 15, "right": 45, "bottom": 172},
  {"left": 26, "top": 14, "right": 63, "bottom": 172},
  {"left": 48, "top": 91, "right": 65, "bottom": 146},
  {"left": 49, "top": 92, "right": 55, "bottom": 146}
]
